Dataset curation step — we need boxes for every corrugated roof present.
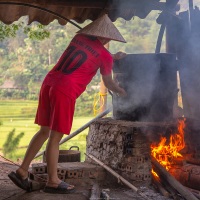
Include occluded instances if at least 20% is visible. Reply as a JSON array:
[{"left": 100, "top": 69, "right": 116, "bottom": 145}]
[{"left": 0, "top": 0, "right": 164, "bottom": 25}]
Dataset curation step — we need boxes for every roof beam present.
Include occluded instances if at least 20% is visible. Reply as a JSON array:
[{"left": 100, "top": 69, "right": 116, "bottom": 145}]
[{"left": 0, "top": 0, "right": 166, "bottom": 10}]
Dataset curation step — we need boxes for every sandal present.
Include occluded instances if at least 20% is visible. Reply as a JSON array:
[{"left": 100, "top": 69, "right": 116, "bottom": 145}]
[
  {"left": 8, "top": 171, "right": 32, "bottom": 192},
  {"left": 43, "top": 181, "right": 75, "bottom": 194}
]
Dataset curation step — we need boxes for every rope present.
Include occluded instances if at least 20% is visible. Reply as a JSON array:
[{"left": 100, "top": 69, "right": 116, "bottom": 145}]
[{"left": 93, "top": 92, "right": 107, "bottom": 116}]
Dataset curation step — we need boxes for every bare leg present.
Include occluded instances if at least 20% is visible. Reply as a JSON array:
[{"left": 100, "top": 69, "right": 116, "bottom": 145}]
[
  {"left": 16, "top": 126, "right": 50, "bottom": 179},
  {"left": 45, "top": 130, "right": 74, "bottom": 189}
]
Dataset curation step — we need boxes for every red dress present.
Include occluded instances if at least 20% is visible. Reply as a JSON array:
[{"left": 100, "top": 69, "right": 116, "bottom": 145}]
[{"left": 35, "top": 34, "right": 113, "bottom": 134}]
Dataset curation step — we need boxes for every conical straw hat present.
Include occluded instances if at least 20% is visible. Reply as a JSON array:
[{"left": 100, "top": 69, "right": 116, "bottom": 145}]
[{"left": 77, "top": 14, "right": 126, "bottom": 43}]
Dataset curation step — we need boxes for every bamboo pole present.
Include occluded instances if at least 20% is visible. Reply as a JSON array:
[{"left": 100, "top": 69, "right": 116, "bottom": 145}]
[
  {"left": 85, "top": 153, "right": 150, "bottom": 200},
  {"left": 152, "top": 157, "right": 198, "bottom": 200},
  {"left": 34, "top": 108, "right": 111, "bottom": 158}
]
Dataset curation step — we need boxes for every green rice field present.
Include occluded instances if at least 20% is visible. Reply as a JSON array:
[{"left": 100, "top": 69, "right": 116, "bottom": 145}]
[{"left": 0, "top": 100, "right": 92, "bottom": 161}]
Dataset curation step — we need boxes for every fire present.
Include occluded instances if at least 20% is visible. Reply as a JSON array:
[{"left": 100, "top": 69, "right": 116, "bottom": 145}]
[
  {"left": 151, "top": 118, "right": 186, "bottom": 171},
  {"left": 152, "top": 169, "right": 159, "bottom": 178}
]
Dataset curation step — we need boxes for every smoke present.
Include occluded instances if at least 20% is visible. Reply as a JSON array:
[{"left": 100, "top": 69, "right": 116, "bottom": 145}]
[
  {"left": 111, "top": 1, "right": 200, "bottom": 122},
  {"left": 113, "top": 53, "right": 177, "bottom": 122},
  {"left": 176, "top": 5, "right": 200, "bottom": 120}
]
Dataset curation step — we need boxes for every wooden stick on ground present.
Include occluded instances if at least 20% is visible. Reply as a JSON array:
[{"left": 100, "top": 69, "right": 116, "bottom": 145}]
[
  {"left": 152, "top": 156, "right": 198, "bottom": 200},
  {"left": 85, "top": 153, "right": 150, "bottom": 200}
]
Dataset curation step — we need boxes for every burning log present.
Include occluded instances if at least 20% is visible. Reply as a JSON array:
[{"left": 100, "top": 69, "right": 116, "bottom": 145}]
[
  {"left": 152, "top": 170, "right": 183, "bottom": 200},
  {"left": 185, "top": 187, "right": 200, "bottom": 200},
  {"left": 152, "top": 175, "right": 170, "bottom": 198},
  {"left": 152, "top": 157, "right": 199, "bottom": 200},
  {"left": 169, "top": 164, "right": 200, "bottom": 191},
  {"left": 186, "top": 157, "right": 200, "bottom": 166},
  {"left": 157, "top": 172, "right": 183, "bottom": 200}
]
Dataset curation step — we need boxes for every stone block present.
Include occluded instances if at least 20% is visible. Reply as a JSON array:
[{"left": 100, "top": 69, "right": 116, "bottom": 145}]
[
  {"left": 32, "top": 173, "right": 48, "bottom": 182},
  {"left": 32, "top": 163, "right": 47, "bottom": 174}
]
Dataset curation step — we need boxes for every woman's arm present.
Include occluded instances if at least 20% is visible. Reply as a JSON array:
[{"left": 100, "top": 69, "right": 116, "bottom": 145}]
[{"left": 102, "top": 74, "right": 127, "bottom": 97}]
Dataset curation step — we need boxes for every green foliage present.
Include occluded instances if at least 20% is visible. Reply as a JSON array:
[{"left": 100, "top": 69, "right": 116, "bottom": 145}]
[
  {"left": 0, "top": 21, "right": 23, "bottom": 41},
  {"left": 24, "top": 24, "right": 50, "bottom": 41},
  {"left": 3, "top": 128, "right": 24, "bottom": 159},
  {"left": 110, "top": 11, "right": 163, "bottom": 54},
  {"left": 0, "top": 19, "right": 50, "bottom": 41},
  {"left": 0, "top": 100, "right": 92, "bottom": 161}
]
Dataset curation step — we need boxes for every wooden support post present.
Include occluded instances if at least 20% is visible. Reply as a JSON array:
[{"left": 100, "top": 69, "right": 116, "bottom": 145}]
[{"left": 165, "top": 0, "right": 179, "bottom": 112}]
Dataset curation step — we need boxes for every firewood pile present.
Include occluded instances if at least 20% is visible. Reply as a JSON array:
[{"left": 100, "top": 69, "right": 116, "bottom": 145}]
[{"left": 152, "top": 157, "right": 199, "bottom": 200}]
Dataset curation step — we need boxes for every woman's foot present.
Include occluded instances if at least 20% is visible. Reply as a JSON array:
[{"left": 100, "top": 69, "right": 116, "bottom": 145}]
[
  {"left": 16, "top": 167, "right": 28, "bottom": 180},
  {"left": 44, "top": 181, "right": 75, "bottom": 194},
  {"left": 8, "top": 171, "right": 31, "bottom": 192},
  {"left": 46, "top": 179, "right": 74, "bottom": 190}
]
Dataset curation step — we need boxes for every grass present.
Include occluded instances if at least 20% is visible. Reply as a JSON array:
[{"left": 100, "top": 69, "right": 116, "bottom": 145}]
[{"left": 0, "top": 100, "right": 92, "bottom": 161}]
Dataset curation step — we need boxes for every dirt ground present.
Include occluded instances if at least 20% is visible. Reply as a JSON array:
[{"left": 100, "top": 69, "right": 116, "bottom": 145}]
[{"left": 0, "top": 158, "right": 176, "bottom": 200}]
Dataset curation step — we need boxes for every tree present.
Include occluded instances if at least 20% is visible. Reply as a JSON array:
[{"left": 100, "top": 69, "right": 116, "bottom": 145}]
[
  {"left": 3, "top": 129, "right": 24, "bottom": 159},
  {"left": 110, "top": 11, "right": 163, "bottom": 54},
  {"left": 0, "top": 18, "right": 50, "bottom": 41}
]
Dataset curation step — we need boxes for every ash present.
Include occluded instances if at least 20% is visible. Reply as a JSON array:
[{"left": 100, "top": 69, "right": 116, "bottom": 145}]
[{"left": 104, "top": 186, "right": 184, "bottom": 200}]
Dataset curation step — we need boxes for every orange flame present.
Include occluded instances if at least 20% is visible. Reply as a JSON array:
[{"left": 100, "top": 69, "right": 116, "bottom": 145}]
[
  {"left": 151, "top": 118, "right": 186, "bottom": 171},
  {"left": 152, "top": 169, "right": 159, "bottom": 178}
]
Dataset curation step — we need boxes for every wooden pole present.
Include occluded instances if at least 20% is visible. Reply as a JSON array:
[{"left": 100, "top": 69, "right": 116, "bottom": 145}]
[
  {"left": 85, "top": 153, "right": 150, "bottom": 200},
  {"left": 165, "top": 0, "right": 179, "bottom": 111},
  {"left": 152, "top": 157, "right": 199, "bottom": 200}
]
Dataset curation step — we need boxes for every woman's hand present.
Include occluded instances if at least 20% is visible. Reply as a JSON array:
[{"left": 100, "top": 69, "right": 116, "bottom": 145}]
[
  {"left": 102, "top": 74, "right": 127, "bottom": 97},
  {"left": 112, "top": 51, "right": 127, "bottom": 60},
  {"left": 116, "top": 87, "right": 127, "bottom": 97}
]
